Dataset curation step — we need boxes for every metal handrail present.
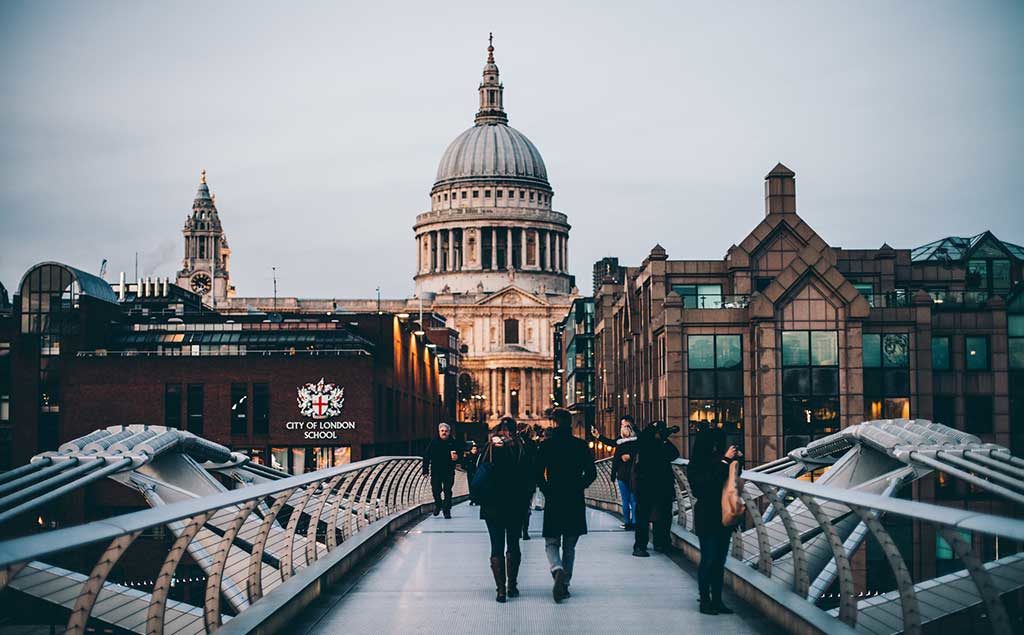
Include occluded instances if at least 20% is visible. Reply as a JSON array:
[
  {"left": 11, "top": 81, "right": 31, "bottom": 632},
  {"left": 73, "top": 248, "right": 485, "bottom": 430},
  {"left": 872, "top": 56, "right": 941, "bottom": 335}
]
[
  {"left": 0, "top": 455, "right": 464, "bottom": 635},
  {"left": 586, "top": 454, "right": 1024, "bottom": 634}
]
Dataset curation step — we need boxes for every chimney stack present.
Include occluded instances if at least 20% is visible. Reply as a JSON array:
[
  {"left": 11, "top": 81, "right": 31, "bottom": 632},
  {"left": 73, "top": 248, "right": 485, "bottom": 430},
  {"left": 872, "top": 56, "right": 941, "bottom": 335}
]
[{"left": 764, "top": 163, "right": 796, "bottom": 216}]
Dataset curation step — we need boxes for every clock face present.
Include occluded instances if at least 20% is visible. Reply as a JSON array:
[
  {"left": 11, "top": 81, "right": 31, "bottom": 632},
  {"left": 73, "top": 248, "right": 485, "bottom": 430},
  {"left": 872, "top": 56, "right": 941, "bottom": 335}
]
[{"left": 190, "top": 273, "right": 212, "bottom": 294}]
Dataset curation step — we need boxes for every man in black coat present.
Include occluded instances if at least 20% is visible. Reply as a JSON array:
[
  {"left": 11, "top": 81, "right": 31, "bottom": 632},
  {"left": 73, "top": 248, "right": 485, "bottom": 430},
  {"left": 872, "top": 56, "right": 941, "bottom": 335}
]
[
  {"left": 422, "top": 423, "right": 460, "bottom": 518},
  {"left": 632, "top": 421, "right": 680, "bottom": 557},
  {"left": 535, "top": 408, "right": 597, "bottom": 603}
]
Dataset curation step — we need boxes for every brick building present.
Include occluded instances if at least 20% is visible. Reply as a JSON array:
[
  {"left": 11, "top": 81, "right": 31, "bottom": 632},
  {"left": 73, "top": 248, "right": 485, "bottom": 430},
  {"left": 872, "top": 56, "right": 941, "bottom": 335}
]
[
  {"left": 9, "top": 263, "right": 455, "bottom": 473},
  {"left": 594, "top": 164, "right": 1023, "bottom": 466}
]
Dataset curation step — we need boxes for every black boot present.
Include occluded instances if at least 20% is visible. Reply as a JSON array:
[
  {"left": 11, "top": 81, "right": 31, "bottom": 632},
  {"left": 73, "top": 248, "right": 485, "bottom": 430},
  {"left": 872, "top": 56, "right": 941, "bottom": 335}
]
[
  {"left": 506, "top": 552, "right": 521, "bottom": 598},
  {"left": 551, "top": 567, "right": 568, "bottom": 603},
  {"left": 490, "top": 557, "right": 506, "bottom": 603},
  {"left": 699, "top": 589, "right": 717, "bottom": 615},
  {"left": 712, "top": 595, "right": 734, "bottom": 614}
]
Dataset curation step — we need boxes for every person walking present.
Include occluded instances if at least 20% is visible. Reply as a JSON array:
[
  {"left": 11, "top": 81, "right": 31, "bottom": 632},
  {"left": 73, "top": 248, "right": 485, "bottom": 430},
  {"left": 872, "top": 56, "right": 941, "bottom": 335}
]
[
  {"left": 478, "top": 417, "right": 532, "bottom": 602},
  {"left": 517, "top": 421, "right": 538, "bottom": 539},
  {"left": 687, "top": 428, "right": 741, "bottom": 615},
  {"left": 631, "top": 421, "right": 680, "bottom": 557},
  {"left": 591, "top": 415, "right": 638, "bottom": 530},
  {"left": 422, "top": 422, "right": 460, "bottom": 518},
  {"left": 462, "top": 442, "right": 480, "bottom": 506},
  {"left": 535, "top": 408, "right": 597, "bottom": 603}
]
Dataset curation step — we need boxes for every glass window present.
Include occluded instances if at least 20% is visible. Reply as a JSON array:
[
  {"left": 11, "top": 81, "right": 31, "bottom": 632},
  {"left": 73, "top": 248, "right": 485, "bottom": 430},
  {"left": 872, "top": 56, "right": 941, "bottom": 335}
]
[
  {"left": 932, "top": 336, "right": 951, "bottom": 370},
  {"left": 863, "top": 334, "right": 881, "bottom": 368},
  {"left": 716, "top": 335, "right": 742, "bottom": 368},
  {"left": 854, "top": 283, "right": 874, "bottom": 307},
  {"left": 688, "top": 335, "right": 715, "bottom": 369},
  {"left": 1010, "top": 316, "right": 1024, "bottom": 370},
  {"left": 672, "top": 284, "right": 723, "bottom": 309},
  {"left": 966, "top": 260, "right": 988, "bottom": 289},
  {"left": 270, "top": 447, "right": 288, "bottom": 472},
  {"left": 253, "top": 383, "right": 270, "bottom": 435},
  {"left": 231, "top": 383, "right": 248, "bottom": 435},
  {"left": 186, "top": 384, "right": 204, "bottom": 435},
  {"left": 964, "top": 396, "right": 993, "bottom": 433},
  {"left": 933, "top": 396, "right": 956, "bottom": 428},
  {"left": 992, "top": 260, "right": 1011, "bottom": 293},
  {"left": 811, "top": 331, "right": 839, "bottom": 366},
  {"left": 164, "top": 384, "right": 182, "bottom": 429},
  {"left": 965, "top": 336, "right": 989, "bottom": 370},
  {"left": 882, "top": 334, "right": 909, "bottom": 367},
  {"left": 504, "top": 318, "right": 519, "bottom": 344},
  {"left": 782, "top": 331, "right": 810, "bottom": 366}
]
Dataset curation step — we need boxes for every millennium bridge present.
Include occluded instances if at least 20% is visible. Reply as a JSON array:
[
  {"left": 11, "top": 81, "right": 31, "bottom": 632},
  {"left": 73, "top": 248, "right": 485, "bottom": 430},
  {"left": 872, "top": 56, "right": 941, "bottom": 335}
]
[{"left": 0, "top": 419, "right": 1022, "bottom": 634}]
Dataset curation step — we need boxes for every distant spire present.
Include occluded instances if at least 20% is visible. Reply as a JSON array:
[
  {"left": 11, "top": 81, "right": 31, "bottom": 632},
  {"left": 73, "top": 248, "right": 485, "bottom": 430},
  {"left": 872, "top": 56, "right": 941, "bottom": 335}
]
[{"left": 475, "top": 34, "right": 507, "bottom": 125}]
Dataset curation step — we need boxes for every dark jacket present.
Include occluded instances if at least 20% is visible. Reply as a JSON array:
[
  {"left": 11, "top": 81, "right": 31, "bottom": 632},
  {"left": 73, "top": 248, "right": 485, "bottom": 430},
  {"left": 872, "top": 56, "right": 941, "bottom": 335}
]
[
  {"left": 422, "top": 436, "right": 460, "bottom": 478},
  {"left": 688, "top": 455, "right": 734, "bottom": 536},
  {"left": 632, "top": 432, "right": 680, "bottom": 503},
  {"left": 479, "top": 442, "right": 533, "bottom": 525},
  {"left": 596, "top": 433, "right": 637, "bottom": 483},
  {"left": 535, "top": 429, "right": 597, "bottom": 537}
]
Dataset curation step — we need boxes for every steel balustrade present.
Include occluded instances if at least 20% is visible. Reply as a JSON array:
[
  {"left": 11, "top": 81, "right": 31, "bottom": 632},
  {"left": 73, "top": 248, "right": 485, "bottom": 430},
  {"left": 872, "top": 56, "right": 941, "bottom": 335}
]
[
  {"left": 584, "top": 456, "right": 1024, "bottom": 634},
  {"left": 0, "top": 456, "right": 467, "bottom": 634}
]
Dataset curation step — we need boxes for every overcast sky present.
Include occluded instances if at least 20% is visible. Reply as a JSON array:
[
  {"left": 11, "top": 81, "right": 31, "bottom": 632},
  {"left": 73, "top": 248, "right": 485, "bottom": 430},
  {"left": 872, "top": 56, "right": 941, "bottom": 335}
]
[{"left": 1, "top": 1, "right": 1022, "bottom": 298}]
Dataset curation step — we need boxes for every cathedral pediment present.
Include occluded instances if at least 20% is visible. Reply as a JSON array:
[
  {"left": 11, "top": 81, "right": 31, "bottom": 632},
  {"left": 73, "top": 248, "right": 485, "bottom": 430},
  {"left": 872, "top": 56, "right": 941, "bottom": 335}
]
[{"left": 474, "top": 285, "right": 549, "bottom": 307}]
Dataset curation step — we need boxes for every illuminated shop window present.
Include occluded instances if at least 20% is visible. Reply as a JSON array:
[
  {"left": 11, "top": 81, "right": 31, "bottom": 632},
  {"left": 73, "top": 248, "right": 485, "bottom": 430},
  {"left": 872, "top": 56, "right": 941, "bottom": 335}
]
[{"left": 687, "top": 335, "right": 743, "bottom": 455}]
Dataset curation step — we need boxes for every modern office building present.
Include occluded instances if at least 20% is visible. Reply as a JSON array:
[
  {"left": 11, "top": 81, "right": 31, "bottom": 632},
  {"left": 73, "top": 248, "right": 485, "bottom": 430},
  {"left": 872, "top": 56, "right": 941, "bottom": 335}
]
[
  {"left": 554, "top": 297, "right": 596, "bottom": 436},
  {"left": 594, "top": 164, "right": 1023, "bottom": 468}
]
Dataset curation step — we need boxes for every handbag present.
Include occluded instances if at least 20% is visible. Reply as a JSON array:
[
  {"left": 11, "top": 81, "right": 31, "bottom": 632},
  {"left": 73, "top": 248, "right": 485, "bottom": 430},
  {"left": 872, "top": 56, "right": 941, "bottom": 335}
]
[
  {"left": 470, "top": 460, "right": 495, "bottom": 505},
  {"left": 721, "top": 461, "right": 746, "bottom": 527}
]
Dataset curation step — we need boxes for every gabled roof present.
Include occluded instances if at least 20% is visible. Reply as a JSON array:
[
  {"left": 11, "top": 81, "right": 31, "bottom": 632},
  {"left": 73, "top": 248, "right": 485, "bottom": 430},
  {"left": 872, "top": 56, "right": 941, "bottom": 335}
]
[
  {"left": 911, "top": 231, "right": 1024, "bottom": 262},
  {"left": 474, "top": 285, "right": 549, "bottom": 307}
]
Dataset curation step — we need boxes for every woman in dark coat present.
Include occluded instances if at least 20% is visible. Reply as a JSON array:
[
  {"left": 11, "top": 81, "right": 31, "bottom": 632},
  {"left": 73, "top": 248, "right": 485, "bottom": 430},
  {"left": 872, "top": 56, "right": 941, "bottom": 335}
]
[
  {"left": 478, "top": 417, "right": 533, "bottom": 602},
  {"left": 535, "top": 408, "right": 597, "bottom": 602},
  {"left": 687, "top": 428, "right": 741, "bottom": 615}
]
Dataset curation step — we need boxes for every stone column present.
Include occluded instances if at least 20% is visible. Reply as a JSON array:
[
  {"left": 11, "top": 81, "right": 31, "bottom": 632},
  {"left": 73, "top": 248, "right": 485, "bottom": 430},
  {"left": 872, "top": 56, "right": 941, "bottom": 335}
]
[
  {"left": 521, "top": 229, "right": 527, "bottom": 269},
  {"left": 447, "top": 229, "right": 454, "bottom": 272},
  {"left": 504, "top": 369, "right": 511, "bottom": 415},
  {"left": 554, "top": 234, "right": 561, "bottom": 272},
  {"left": 507, "top": 228, "right": 513, "bottom": 269},
  {"left": 563, "top": 234, "right": 568, "bottom": 273},
  {"left": 428, "top": 232, "right": 435, "bottom": 272},
  {"left": 545, "top": 231, "right": 551, "bottom": 271},
  {"left": 490, "top": 227, "right": 497, "bottom": 270},
  {"left": 533, "top": 229, "right": 541, "bottom": 270}
]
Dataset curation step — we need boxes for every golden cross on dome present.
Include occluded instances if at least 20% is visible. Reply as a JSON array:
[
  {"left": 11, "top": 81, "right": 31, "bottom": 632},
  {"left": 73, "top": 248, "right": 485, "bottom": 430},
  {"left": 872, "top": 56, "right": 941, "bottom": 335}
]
[{"left": 200, "top": 169, "right": 207, "bottom": 184}]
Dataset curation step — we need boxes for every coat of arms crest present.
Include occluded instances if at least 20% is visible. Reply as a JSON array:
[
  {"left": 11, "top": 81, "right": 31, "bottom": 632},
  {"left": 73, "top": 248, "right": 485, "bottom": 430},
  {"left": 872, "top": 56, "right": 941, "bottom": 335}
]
[{"left": 297, "top": 378, "right": 345, "bottom": 419}]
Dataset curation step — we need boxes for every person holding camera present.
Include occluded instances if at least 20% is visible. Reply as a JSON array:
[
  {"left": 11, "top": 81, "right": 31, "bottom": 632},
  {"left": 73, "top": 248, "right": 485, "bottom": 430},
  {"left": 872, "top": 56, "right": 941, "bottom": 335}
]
[
  {"left": 631, "top": 420, "right": 680, "bottom": 557},
  {"left": 422, "top": 422, "right": 460, "bottom": 519},
  {"left": 688, "top": 428, "right": 742, "bottom": 615},
  {"left": 591, "top": 415, "right": 638, "bottom": 530},
  {"left": 477, "top": 417, "right": 533, "bottom": 602},
  {"left": 535, "top": 408, "right": 597, "bottom": 603}
]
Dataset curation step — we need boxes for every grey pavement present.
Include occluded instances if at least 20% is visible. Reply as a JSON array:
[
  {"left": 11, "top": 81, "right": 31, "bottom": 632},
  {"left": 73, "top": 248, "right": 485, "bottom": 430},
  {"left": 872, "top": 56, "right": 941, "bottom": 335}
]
[{"left": 296, "top": 502, "right": 776, "bottom": 634}]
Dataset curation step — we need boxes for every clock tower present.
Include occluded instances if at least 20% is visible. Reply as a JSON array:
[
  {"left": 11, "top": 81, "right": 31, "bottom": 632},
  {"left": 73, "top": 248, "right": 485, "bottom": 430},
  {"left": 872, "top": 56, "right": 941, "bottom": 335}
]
[{"left": 176, "top": 170, "right": 234, "bottom": 303}]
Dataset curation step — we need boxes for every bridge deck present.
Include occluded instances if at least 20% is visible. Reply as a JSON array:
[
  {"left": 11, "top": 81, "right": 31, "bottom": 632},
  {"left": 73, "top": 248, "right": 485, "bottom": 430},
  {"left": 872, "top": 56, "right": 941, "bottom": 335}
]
[{"left": 295, "top": 502, "right": 775, "bottom": 634}]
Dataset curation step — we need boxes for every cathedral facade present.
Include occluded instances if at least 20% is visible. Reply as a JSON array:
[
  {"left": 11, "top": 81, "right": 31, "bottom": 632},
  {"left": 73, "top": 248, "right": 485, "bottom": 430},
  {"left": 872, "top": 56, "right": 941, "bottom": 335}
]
[{"left": 215, "top": 39, "right": 576, "bottom": 427}]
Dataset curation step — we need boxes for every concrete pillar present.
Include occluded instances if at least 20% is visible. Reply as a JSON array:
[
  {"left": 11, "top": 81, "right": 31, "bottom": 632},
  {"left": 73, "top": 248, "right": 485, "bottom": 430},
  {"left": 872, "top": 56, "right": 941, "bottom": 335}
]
[
  {"left": 504, "top": 369, "right": 511, "bottom": 415},
  {"left": 507, "top": 228, "right": 513, "bottom": 269},
  {"left": 521, "top": 229, "right": 527, "bottom": 269},
  {"left": 490, "top": 227, "right": 497, "bottom": 270},
  {"left": 545, "top": 231, "right": 551, "bottom": 271},
  {"left": 447, "top": 229, "right": 455, "bottom": 272},
  {"left": 536, "top": 228, "right": 544, "bottom": 268}
]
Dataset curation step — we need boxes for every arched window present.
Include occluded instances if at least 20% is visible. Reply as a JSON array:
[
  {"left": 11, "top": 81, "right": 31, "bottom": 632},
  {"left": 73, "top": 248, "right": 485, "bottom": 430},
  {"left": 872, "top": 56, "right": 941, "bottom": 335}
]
[{"left": 504, "top": 318, "right": 519, "bottom": 344}]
